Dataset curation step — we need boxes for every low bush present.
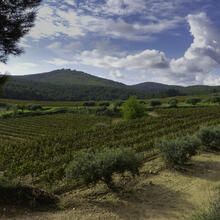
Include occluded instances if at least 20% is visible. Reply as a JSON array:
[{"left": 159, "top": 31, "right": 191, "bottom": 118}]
[
  {"left": 83, "top": 101, "right": 96, "bottom": 106},
  {"left": 196, "top": 126, "right": 220, "bottom": 150},
  {"left": 65, "top": 147, "right": 143, "bottom": 190},
  {"left": 209, "top": 96, "right": 220, "bottom": 105},
  {"left": 26, "top": 104, "right": 42, "bottom": 111},
  {"left": 150, "top": 100, "right": 162, "bottom": 107},
  {"left": 168, "top": 98, "right": 178, "bottom": 107},
  {"left": 185, "top": 98, "right": 201, "bottom": 105},
  {"left": 155, "top": 136, "right": 200, "bottom": 167},
  {"left": 99, "top": 102, "right": 110, "bottom": 107}
]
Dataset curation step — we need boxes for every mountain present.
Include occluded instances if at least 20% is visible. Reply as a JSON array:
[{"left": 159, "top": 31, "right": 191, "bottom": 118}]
[
  {"left": 3, "top": 69, "right": 220, "bottom": 101},
  {"left": 18, "top": 69, "right": 126, "bottom": 88},
  {"left": 131, "top": 82, "right": 182, "bottom": 93},
  {"left": 3, "top": 69, "right": 148, "bottom": 101}
]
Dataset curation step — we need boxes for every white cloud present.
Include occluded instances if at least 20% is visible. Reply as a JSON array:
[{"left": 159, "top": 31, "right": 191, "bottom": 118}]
[
  {"left": 26, "top": 2, "right": 182, "bottom": 42},
  {"left": 45, "top": 58, "right": 72, "bottom": 66},
  {"left": 0, "top": 62, "right": 37, "bottom": 75},
  {"left": 47, "top": 41, "right": 82, "bottom": 54},
  {"left": 76, "top": 13, "right": 220, "bottom": 86},
  {"left": 109, "top": 70, "right": 124, "bottom": 79}
]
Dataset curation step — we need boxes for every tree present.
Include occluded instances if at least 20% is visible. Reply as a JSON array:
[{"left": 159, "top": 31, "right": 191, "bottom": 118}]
[
  {"left": 0, "top": 0, "right": 42, "bottom": 63},
  {"left": 121, "top": 96, "right": 145, "bottom": 120},
  {"left": 0, "top": 0, "right": 42, "bottom": 87}
]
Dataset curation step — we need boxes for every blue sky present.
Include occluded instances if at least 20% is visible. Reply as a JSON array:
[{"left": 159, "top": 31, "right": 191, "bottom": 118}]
[{"left": 1, "top": 0, "right": 220, "bottom": 85}]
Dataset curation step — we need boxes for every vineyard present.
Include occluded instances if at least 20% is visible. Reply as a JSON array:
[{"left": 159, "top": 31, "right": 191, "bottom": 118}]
[{"left": 1, "top": 106, "right": 220, "bottom": 187}]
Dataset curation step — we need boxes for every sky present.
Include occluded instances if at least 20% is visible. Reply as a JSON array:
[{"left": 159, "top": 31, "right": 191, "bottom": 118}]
[{"left": 1, "top": 0, "right": 220, "bottom": 86}]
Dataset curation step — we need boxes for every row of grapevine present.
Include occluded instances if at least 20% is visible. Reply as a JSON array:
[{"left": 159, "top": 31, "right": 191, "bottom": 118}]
[{"left": 1, "top": 106, "right": 220, "bottom": 185}]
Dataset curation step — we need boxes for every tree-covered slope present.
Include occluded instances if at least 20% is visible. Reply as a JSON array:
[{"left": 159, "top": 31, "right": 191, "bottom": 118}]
[
  {"left": 131, "top": 82, "right": 182, "bottom": 92},
  {"left": 3, "top": 76, "right": 148, "bottom": 101},
  {"left": 18, "top": 69, "right": 126, "bottom": 88}
]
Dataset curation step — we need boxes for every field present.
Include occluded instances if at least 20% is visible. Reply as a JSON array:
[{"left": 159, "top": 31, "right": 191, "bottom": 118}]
[{"left": 0, "top": 98, "right": 220, "bottom": 219}]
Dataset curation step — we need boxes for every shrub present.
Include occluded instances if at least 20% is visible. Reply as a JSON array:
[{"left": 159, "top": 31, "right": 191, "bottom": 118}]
[
  {"left": 196, "top": 126, "right": 220, "bottom": 150},
  {"left": 185, "top": 98, "right": 201, "bottom": 105},
  {"left": 99, "top": 102, "right": 110, "bottom": 107},
  {"left": 150, "top": 100, "right": 162, "bottom": 107},
  {"left": 168, "top": 98, "right": 178, "bottom": 107},
  {"left": 155, "top": 136, "right": 200, "bottom": 167},
  {"left": 95, "top": 108, "right": 115, "bottom": 117},
  {"left": 210, "top": 96, "right": 220, "bottom": 105},
  {"left": 121, "top": 96, "right": 145, "bottom": 120},
  {"left": 26, "top": 104, "right": 42, "bottom": 111},
  {"left": 65, "top": 147, "right": 143, "bottom": 190},
  {"left": 83, "top": 101, "right": 96, "bottom": 107}
]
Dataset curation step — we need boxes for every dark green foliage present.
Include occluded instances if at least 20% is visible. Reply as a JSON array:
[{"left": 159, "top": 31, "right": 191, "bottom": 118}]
[
  {"left": 65, "top": 148, "right": 143, "bottom": 190},
  {"left": 17, "top": 104, "right": 25, "bottom": 112},
  {"left": 95, "top": 107, "right": 116, "bottom": 117},
  {"left": 155, "top": 136, "right": 200, "bottom": 167},
  {"left": 0, "top": 0, "right": 42, "bottom": 63},
  {"left": 83, "top": 101, "right": 96, "bottom": 106},
  {"left": 168, "top": 98, "right": 178, "bottom": 107},
  {"left": 164, "top": 88, "right": 181, "bottom": 97},
  {"left": 196, "top": 126, "right": 220, "bottom": 150},
  {"left": 99, "top": 102, "right": 110, "bottom": 107},
  {"left": 121, "top": 96, "right": 145, "bottom": 120},
  {"left": 150, "top": 100, "right": 162, "bottom": 107},
  {"left": 185, "top": 97, "right": 201, "bottom": 105},
  {"left": 210, "top": 96, "right": 220, "bottom": 104},
  {"left": 26, "top": 103, "right": 42, "bottom": 111},
  {"left": 1, "top": 107, "right": 220, "bottom": 186}
]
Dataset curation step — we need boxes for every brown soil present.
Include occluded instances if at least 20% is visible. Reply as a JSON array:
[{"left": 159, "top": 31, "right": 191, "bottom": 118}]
[{"left": 1, "top": 152, "right": 220, "bottom": 220}]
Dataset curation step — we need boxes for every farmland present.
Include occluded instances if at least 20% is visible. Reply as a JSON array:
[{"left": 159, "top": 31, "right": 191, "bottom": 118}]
[
  {"left": 0, "top": 98, "right": 220, "bottom": 219},
  {"left": 1, "top": 105, "right": 220, "bottom": 183}
]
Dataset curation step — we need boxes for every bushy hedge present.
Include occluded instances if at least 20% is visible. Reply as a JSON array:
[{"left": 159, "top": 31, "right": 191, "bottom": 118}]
[
  {"left": 155, "top": 136, "right": 200, "bottom": 167},
  {"left": 185, "top": 98, "right": 201, "bottom": 105},
  {"left": 26, "top": 104, "right": 42, "bottom": 111},
  {"left": 65, "top": 147, "right": 143, "bottom": 190},
  {"left": 99, "top": 102, "right": 110, "bottom": 107},
  {"left": 168, "top": 98, "right": 178, "bottom": 107},
  {"left": 83, "top": 101, "right": 96, "bottom": 106},
  {"left": 196, "top": 126, "right": 220, "bottom": 150},
  {"left": 150, "top": 100, "right": 161, "bottom": 107}
]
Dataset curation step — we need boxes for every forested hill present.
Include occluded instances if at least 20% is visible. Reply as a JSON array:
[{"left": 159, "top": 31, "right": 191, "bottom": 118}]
[
  {"left": 17, "top": 69, "right": 126, "bottom": 88},
  {"left": 3, "top": 70, "right": 148, "bottom": 101},
  {"left": 3, "top": 69, "right": 220, "bottom": 101},
  {"left": 131, "top": 82, "right": 182, "bottom": 92}
]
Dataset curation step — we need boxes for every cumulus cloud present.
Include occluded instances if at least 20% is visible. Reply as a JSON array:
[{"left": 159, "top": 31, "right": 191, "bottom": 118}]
[
  {"left": 0, "top": 62, "right": 37, "bottom": 75},
  {"left": 25, "top": 1, "right": 182, "bottom": 42},
  {"left": 109, "top": 70, "right": 124, "bottom": 79},
  {"left": 76, "top": 13, "right": 220, "bottom": 85},
  {"left": 45, "top": 58, "right": 72, "bottom": 66}
]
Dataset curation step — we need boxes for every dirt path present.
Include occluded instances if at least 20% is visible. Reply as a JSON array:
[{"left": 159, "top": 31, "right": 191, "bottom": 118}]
[{"left": 2, "top": 152, "right": 220, "bottom": 220}]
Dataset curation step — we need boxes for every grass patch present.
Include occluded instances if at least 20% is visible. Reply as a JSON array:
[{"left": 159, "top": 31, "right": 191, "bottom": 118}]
[{"left": 189, "top": 186, "right": 220, "bottom": 220}]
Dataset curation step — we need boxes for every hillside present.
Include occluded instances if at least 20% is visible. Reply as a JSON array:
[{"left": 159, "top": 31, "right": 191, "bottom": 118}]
[
  {"left": 131, "top": 82, "right": 182, "bottom": 92},
  {"left": 18, "top": 69, "right": 126, "bottom": 88},
  {"left": 3, "top": 70, "right": 148, "bottom": 101},
  {"left": 2, "top": 69, "right": 220, "bottom": 101}
]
